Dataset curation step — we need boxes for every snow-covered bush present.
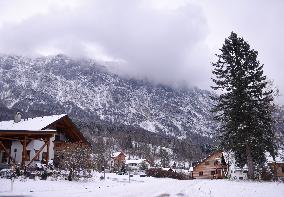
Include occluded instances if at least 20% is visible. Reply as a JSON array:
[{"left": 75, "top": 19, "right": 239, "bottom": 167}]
[{"left": 146, "top": 168, "right": 192, "bottom": 180}]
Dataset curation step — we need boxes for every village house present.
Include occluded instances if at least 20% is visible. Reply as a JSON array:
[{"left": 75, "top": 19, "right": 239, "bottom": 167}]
[
  {"left": 228, "top": 165, "right": 248, "bottom": 180},
  {"left": 192, "top": 151, "right": 228, "bottom": 179},
  {"left": 126, "top": 159, "right": 150, "bottom": 172},
  {"left": 224, "top": 150, "right": 284, "bottom": 180},
  {"left": 0, "top": 113, "right": 87, "bottom": 169},
  {"left": 267, "top": 151, "right": 284, "bottom": 181},
  {"left": 228, "top": 161, "right": 248, "bottom": 180},
  {"left": 222, "top": 152, "right": 248, "bottom": 180},
  {"left": 109, "top": 151, "right": 126, "bottom": 172}
]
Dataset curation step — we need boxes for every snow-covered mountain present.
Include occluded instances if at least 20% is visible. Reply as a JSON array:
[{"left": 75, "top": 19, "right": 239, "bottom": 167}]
[{"left": 0, "top": 54, "right": 216, "bottom": 138}]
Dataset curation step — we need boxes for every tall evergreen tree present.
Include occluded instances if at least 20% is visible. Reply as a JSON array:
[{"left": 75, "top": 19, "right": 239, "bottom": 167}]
[
  {"left": 159, "top": 148, "right": 170, "bottom": 168},
  {"left": 211, "top": 32, "right": 277, "bottom": 179}
]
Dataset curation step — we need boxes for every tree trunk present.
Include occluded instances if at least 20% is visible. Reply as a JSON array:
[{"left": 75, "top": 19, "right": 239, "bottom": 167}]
[{"left": 246, "top": 144, "right": 254, "bottom": 179}]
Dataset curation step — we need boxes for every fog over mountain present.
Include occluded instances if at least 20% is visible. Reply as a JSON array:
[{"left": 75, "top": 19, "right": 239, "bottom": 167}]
[{"left": 0, "top": 0, "right": 283, "bottom": 104}]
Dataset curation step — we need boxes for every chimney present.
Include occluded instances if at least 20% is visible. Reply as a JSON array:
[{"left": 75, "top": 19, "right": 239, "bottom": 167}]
[{"left": 14, "top": 112, "right": 21, "bottom": 123}]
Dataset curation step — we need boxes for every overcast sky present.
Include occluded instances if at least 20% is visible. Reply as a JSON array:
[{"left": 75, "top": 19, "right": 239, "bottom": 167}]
[{"left": 0, "top": 0, "right": 283, "bottom": 103}]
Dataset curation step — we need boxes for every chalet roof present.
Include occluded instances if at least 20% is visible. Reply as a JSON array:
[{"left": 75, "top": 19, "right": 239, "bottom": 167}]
[
  {"left": 193, "top": 151, "right": 225, "bottom": 169},
  {"left": 0, "top": 114, "right": 87, "bottom": 143},
  {"left": 0, "top": 114, "right": 67, "bottom": 131},
  {"left": 111, "top": 152, "right": 125, "bottom": 158}
]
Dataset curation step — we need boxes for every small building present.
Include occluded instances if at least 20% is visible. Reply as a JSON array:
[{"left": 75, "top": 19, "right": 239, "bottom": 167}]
[
  {"left": 225, "top": 150, "right": 284, "bottom": 180},
  {"left": 110, "top": 151, "right": 126, "bottom": 172},
  {"left": 192, "top": 151, "right": 228, "bottom": 179},
  {"left": 267, "top": 150, "right": 284, "bottom": 180},
  {"left": 228, "top": 162, "right": 248, "bottom": 180},
  {"left": 223, "top": 152, "right": 248, "bottom": 180},
  {"left": 0, "top": 113, "right": 86, "bottom": 168}
]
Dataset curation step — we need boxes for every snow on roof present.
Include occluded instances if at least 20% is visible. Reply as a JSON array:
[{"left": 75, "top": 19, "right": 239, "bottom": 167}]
[
  {"left": 126, "top": 159, "right": 147, "bottom": 165},
  {"left": 0, "top": 114, "right": 67, "bottom": 131},
  {"left": 111, "top": 152, "right": 124, "bottom": 158},
  {"left": 193, "top": 151, "right": 224, "bottom": 168}
]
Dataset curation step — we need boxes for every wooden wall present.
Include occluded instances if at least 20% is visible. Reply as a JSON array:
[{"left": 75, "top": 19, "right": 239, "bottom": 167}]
[
  {"left": 193, "top": 152, "right": 227, "bottom": 179},
  {"left": 276, "top": 164, "right": 284, "bottom": 177},
  {"left": 269, "top": 163, "right": 284, "bottom": 178}
]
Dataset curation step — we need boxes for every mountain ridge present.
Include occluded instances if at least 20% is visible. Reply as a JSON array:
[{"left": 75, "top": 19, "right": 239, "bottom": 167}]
[{"left": 0, "top": 54, "right": 216, "bottom": 138}]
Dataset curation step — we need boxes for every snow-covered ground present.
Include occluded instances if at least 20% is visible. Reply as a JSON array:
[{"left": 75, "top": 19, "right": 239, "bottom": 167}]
[{"left": 0, "top": 173, "right": 283, "bottom": 197}]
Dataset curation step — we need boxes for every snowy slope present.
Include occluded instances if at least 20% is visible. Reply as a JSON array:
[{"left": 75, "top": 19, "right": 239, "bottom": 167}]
[{"left": 0, "top": 54, "right": 216, "bottom": 138}]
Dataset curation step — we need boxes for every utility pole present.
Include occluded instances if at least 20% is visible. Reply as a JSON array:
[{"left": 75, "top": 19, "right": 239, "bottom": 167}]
[
  {"left": 127, "top": 164, "right": 131, "bottom": 183},
  {"left": 102, "top": 166, "right": 105, "bottom": 180}
]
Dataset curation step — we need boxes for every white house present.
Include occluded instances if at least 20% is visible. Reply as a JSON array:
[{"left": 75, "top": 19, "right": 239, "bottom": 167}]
[
  {"left": 225, "top": 150, "right": 284, "bottom": 180},
  {"left": 228, "top": 162, "right": 248, "bottom": 180},
  {"left": 9, "top": 136, "right": 55, "bottom": 165},
  {"left": 126, "top": 159, "right": 150, "bottom": 172},
  {"left": 223, "top": 152, "right": 248, "bottom": 180}
]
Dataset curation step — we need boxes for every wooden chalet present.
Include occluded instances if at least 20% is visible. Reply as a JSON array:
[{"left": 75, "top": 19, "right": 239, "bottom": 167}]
[
  {"left": 267, "top": 151, "right": 284, "bottom": 180},
  {"left": 110, "top": 151, "right": 126, "bottom": 172},
  {"left": 192, "top": 151, "right": 228, "bottom": 179},
  {"left": 0, "top": 113, "right": 86, "bottom": 168},
  {"left": 269, "top": 162, "right": 284, "bottom": 180}
]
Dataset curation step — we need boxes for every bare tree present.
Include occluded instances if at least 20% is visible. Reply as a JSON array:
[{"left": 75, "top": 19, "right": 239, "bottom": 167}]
[{"left": 56, "top": 142, "right": 95, "bottom": 181}]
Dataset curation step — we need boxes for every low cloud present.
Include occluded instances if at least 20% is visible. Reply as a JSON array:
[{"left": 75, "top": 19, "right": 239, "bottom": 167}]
[
  {"left": 0, "top": 0, "right": 284, "bottom": 104},
  {"left": 0, "top": 0, "right": 210, "bottom": 88}
]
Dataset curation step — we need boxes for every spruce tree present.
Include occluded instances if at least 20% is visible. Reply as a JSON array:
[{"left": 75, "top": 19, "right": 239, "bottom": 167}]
[{"left": 211, "top": 32, "right": 277, "bottom": 179}]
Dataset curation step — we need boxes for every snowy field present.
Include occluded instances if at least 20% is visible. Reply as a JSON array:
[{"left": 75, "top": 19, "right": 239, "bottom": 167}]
[{"left": 0, "top": 173, "right": 284, "bottom": 197}]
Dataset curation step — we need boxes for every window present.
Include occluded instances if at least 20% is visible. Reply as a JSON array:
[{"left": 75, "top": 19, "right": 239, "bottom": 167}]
[
  {"left": 282, "top": 167, "right": 284, "bottom": 173},
  {"left": 199, "top": 171, "right": 203, "bottom": 176},
  {"left": 55, "top": 134, "right": 60, "bottom": 141},
  {"left": 2, "top": 152, "right": 9, "bottom": 163},
  {"left": 55, "top": 133, "right": 66, "bottom": 141},
  {"left": 205, "top": 161, "right": 209, "bottom": 165},
  {"left": 217, "top": 169, "right": 221, "bottom": 174},
  {"left": 211, "top": 171, "right": 215, "bottom": 175}
]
